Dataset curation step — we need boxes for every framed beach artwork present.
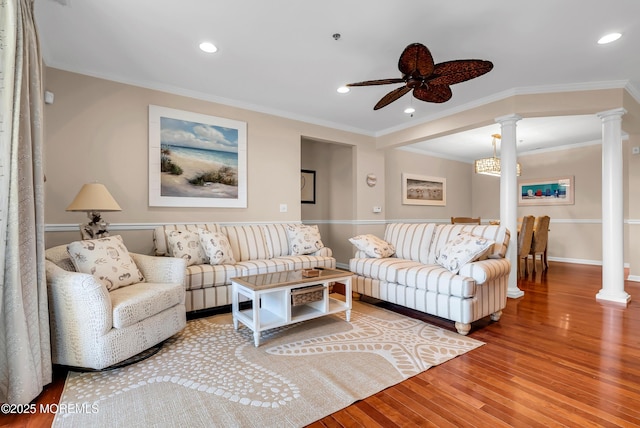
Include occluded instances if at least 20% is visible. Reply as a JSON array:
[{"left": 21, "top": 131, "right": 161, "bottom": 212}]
[
  {"left": 519, "top": 176, "right": 574, "bottom": 206},
  {"left": 148, "top": 105, "right": 247, "bottom": 208},
  {"left": 402, "top": 173, "right": 446, "bottom": 206}
]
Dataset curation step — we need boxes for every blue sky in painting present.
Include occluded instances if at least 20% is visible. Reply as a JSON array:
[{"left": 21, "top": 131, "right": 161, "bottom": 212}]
[{"left": 160, "top": 117, "right": 238, "bottom": 153}]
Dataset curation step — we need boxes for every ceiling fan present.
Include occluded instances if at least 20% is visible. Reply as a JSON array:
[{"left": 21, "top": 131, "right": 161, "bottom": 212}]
[{"left": 347, "top": 43, "right": 493, "bottom": 110}]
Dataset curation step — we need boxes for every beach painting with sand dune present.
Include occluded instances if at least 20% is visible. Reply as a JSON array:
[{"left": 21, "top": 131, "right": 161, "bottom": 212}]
[{"left": 149, "top": 105, "right": 247, "bottom": 208}]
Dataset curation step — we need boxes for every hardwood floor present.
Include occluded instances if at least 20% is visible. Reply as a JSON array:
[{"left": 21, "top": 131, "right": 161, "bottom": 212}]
[{"left": 4, "top": 262, "right": 640, "bottom": 427}]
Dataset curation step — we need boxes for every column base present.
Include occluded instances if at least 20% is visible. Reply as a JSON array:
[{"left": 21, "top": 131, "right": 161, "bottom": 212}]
[
  {"left": 596, "top": 290, "right": 631, "bottom": 305},
  {"left": 507, "top": 288, "right": 524, "bottom": 299}
]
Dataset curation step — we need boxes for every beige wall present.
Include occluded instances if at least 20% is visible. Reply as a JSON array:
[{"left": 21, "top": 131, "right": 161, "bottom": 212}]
[
  {"left": 384, "top": 148, "right": 472, "bottom": 222},
  {"left": 43, "top": 68, "right": 380, "bottom": 255}
]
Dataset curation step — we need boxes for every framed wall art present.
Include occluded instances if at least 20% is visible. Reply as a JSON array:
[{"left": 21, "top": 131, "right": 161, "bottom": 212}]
[
  {"left": 148, "top": 105, "right": 247, "bottom": 208},
  {"left": 402, "top": 173, "right": 446, "bottom": 206},
  {"left": 518, "top": 176, "right": 574, "bottom": 206},
  {"left": 301, "top": 169, "right": 316, "bottom": 204}
]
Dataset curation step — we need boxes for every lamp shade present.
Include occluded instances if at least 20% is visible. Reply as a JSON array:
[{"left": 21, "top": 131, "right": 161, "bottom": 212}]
[{"left": 66, "top": 183, "right": 122, "bottom": 212}]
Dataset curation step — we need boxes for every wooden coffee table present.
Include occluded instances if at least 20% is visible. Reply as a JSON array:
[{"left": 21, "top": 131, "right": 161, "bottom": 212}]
[{"left": 231, "top": 268, "right": 353, "bottom": 346}]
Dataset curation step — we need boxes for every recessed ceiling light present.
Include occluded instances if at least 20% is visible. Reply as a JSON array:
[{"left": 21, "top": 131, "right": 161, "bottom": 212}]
[
  {"left": 404, "top": 107, "right": 415, "bottom": 114},
  {"left": 199, "top": 42, "right": 218, "bottom": 53},
  {"left": 337, "top": 86, "right": 350, "bottom": 94},
  {"left": 597, "top": 32, "right": 622, "bottom": 44}
]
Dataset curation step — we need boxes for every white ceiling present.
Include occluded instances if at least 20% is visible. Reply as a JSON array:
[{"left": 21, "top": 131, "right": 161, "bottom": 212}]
[{"left": 34, "top": 0, "right": 639, "bottom": 161}]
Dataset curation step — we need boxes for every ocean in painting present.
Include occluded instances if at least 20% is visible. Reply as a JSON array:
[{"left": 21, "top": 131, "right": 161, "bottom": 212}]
[{"left": 165, "top": 145, "right": 238, "bottom": 167}]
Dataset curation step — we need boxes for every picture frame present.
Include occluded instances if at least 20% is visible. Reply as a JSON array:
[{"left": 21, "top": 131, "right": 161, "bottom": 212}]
[
  {"left": 148, "top": 105, "right": 247, "bottom": 208},
  {"left": 402, "top": 173, "right": 446, "bottom": 206},
  {"left": 518, "top": 176, "right": 574, "bottom": 206},
  {"left": 301, "top": 169, "right": 316, "bottom": 204}
]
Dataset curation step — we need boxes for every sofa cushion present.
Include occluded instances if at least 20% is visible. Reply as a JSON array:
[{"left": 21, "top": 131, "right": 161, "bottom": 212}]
[
  {"left": 349, "top": 258, "right": 423, "bottom": 283},
  {"left": 223, "top": 225, "right": 270, "bottom": 262},
  {"left": 198, "top": 229, "right": 236, "bottom": 265},
  {"left": 235, "top": 258, "right": 291, "bottom": 276},
  {"left": 428, "top": 224, "right": 510, "bottom": 264},
  {"left": 273, "top": 255, "right": 336, "bottom": 270},
  {"left": 435, "top": 232, "right": 494, "bottom": 274},
  {"left": 67, "top": 235, "right": 145, "bottom": 291},
  {"left": 383, "top": 223, "right": 436, "bottom": 264},
  {"left": 349, "top": 234, "right": 395, "bottom": 258},
  {"left": 165, "top": 230, "right": 208, "bottom": 266},
  {"left": 286, "top": 224, "right": 325, "bottom": 255},
  {"left": 110, "top": 281, "right": 184, "bottom": 329},
  {"left": 153, "top": 223, "right": 220, "bottom": 256},
  {"left": 185, "top": 263, "right": 244, "bottom": 290},
  {"left": 395, "top": 264, "right": 476, "bottom": 298},
  {"left": 261, "top": 223, "right": 297, "bottom": 258}
]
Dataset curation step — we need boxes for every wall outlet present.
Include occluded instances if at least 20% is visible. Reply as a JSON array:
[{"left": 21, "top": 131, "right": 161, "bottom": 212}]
[
  {"left": 373, "top": 206, "right": 382, "bottom": 213},
  {"left": 279, "top": 204, "right": 288, "bottom": 212},
  {"left": 632, "top": 146, "right": 640, "bottom": 155}
]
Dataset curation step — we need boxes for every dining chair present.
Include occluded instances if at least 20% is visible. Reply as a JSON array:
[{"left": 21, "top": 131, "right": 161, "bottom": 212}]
[
  {"left": 517, "top": 215, "right": 535, "bottom": 278},
  {"left": 529, "top": 215, "right": 551, "bottom": 273},
  {"left": 451, "top": 216, "right": 481, "bottom": 224}
]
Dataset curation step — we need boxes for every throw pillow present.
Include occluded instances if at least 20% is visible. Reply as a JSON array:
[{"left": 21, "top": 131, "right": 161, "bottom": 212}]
[
  {"left": 165, "top": 230, "right": 208, "bottom": 266},
  {"left": 67, "top": 235, "right": 145, "bottom": 291},
  {"left": 435, "top": 232, "right": 494, "bottom": 274},
  {"left": 348, "top": 234, "right": 395, "bottom": 258},
  {"left": 198, "top": 229, "right": 236, "bottom": 265},
  {"left": 286, "top": 224, "right": 325, "bottom": 255}
]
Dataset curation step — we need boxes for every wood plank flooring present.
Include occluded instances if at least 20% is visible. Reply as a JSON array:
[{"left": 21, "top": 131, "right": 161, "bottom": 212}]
[{"left": 3, "top": 262, "right": 640, "bottom": 427}]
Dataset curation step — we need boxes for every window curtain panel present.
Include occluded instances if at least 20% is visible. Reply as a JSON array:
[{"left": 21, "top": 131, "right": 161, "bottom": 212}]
[{"left": 0, "top": 0, "right": 52, "bottom": 404}]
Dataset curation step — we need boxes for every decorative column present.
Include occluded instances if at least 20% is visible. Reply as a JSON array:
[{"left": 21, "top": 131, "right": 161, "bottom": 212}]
[
  {"left": 596, "top": 108, "right": 630, "bottom": 304},
  {"left": 496, "top": 114, "right": 523, "bottom": 298}
]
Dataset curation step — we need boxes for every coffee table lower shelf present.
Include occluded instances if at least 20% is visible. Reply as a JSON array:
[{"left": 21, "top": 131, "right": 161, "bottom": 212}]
[{"left": 231, "top": 269, "right": 353, "bottom": 346}]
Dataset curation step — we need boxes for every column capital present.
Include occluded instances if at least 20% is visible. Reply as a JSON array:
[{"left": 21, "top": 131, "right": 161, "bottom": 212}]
[
  {"left": 495, "top": 114, "right": 522, "bottom": 125},
  {"left": 596, "top": 107, "right": 626, "bottom": 120}
]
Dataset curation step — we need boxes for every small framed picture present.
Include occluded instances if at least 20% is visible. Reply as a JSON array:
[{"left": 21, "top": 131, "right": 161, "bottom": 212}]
[
  {"left": 402, "top": 173, "right": 446, "bottom": 206},
  {"left": 301, "top": 169, "right": 316, "bottom": 204},
  {"left": 519, "top": 176, "right": 574, "bottom": 206}
]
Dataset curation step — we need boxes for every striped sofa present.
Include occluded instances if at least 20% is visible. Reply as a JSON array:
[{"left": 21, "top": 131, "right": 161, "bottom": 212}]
[
  {"left": 154, "top": 223, "right": 336, "bottom": 312},
  {"left": 350, "top": 223, "right": 511, "bottom": 335}
]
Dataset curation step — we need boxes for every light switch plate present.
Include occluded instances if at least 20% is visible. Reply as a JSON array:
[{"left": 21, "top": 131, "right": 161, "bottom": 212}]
[{"left": 279, "top": 204, "right": 288, "bottom": 212}]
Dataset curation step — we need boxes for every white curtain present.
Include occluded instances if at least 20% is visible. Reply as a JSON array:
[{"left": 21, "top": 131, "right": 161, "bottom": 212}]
[{"left": 0, "top": 0, "right": 52, "bottom": 404}]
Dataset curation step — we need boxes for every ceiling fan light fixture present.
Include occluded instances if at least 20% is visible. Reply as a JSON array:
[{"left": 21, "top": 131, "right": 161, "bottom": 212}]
[
  {"left": 597, "top": 32, "right": 622, "bottom": 44},
  {"left": 474, "top": 134, "right": 521, "bottom": 177},
  {"left": 404, "top": 107, "right": 415, "bottom": 114},
  {"left": 199, "top": 42, "right": 218, "bottom": 53},
  {"left": 337, "top": 86, "right": 350, "bottom": 94}
]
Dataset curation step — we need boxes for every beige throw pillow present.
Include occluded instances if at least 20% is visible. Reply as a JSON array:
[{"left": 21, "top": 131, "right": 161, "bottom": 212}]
[
  {"left": 165, "top": 229, "right": 208, "bottom": 266},
  {"left": 286, "top": 224, "right": 325, "bottom": 255},
  {"left": 349, "top": 234, "right": 395, "bottom": 258},
  {"left": 67, "top": 235, "right": 145, "bottom": 291},
  {"left": 435, "top": 232, "right": 494, "bottom": 274},
  {"left": 198, "top": 229, "right": 236, "bottom": 265}
]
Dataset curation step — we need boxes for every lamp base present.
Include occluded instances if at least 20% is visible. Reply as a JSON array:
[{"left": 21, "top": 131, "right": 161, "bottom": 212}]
[{"left": 80, "top": 211, "right": 110, "bottom": 240}]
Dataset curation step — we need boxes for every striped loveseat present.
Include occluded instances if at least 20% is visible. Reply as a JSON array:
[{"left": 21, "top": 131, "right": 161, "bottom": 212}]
[
  {"left": 154, "top": 223, "right": 336, "bottom": 312},
  {"left": 350, "top": 223, "right": 511, "bottom": 335}
]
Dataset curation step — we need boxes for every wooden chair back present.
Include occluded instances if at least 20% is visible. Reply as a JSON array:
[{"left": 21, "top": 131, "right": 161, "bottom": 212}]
[{"left": 451, "top": 216, "right": 481, "bottom": 225}]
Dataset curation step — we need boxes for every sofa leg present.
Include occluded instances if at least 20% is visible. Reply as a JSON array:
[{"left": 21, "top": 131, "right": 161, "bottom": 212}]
[
  {"left": 490, "top": 310, "right": 502, "bottom": 322},
  {"left": 352, "top": 291, "right": 361, "bottom": 301},
  {"left": 455, "top": 322, "right": 471, "bottom": 335}
]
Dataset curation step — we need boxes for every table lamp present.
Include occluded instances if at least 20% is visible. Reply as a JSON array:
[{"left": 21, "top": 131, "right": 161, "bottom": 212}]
[{"left": 66, "top": 182, "right": 122, "bottom": 239}]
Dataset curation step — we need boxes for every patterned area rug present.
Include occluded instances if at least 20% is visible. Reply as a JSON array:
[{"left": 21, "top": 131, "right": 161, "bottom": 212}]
[{"left": 53, "top": 300, "right": 483, "bottom": 427}]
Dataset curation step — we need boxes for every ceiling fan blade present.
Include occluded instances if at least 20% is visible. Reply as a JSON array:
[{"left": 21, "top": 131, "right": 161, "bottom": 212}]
[
  {"left": 347, "top": 78, "right": 405, "bottom": 87},
  {"left": 429, "top": 60, "right": 493, "bottom": 86},
  {"left": 373, "top": 86, "right": 412, "bottom": 110},
  {"left": 413, "top": 85, "right": 452, "bottom": 103},
  {"left": 398, "top": 43, "right": 434, "bottom": 77}
]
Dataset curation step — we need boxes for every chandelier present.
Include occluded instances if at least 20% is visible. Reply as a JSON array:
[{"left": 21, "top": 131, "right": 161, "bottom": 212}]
[{"left": 474, "top": 134, "right": 521, "bottom": 177}]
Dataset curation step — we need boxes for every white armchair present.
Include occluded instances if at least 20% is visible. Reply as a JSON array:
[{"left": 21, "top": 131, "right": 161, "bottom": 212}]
[{"left": 45, "top": 244, "right": 187, "bottom": 370}]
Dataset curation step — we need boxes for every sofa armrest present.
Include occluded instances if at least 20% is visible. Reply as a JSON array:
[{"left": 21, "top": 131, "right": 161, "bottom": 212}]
[
  {"left": 46, "top": 261, "right": 113, "bottom": 336},
  {"left": 131, "top": 253, "right": 187, "bottom": 285},
  {"left": 458, "top": 258, "right": 511, "bottom": 285},
  {"left": 310, "top": 247, "right": 333, "bottom": 257}
]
